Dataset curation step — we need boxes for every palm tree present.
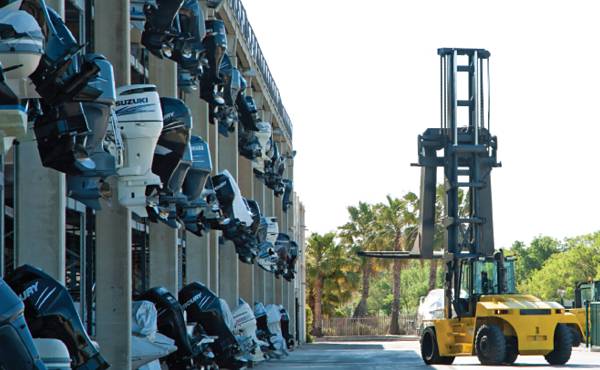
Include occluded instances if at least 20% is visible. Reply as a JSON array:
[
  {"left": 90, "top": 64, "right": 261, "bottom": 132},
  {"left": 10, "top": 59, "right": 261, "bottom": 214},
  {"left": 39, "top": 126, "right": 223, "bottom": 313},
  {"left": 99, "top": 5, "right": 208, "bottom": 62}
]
[
  {"left": 338, "top": 202, "right": 378, "bottom": 318},
  {"left": 306, "top": 232, "right": 358, "bottom": 336},
  {"left": 374, "top": 193, "right": 419, "bottom": 334}
]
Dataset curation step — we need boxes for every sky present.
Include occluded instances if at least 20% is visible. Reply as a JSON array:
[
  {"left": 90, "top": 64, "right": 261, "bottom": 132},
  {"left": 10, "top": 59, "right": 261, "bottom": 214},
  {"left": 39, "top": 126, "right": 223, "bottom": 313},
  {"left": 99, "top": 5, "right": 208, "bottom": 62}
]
[{"left": 242, "top": 0, "right": 600, "bottom": 248}]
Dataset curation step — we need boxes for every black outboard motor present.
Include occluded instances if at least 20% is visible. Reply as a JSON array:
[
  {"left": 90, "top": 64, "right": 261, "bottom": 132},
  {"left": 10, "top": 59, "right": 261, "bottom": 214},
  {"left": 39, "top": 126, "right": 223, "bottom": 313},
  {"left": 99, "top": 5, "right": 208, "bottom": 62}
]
[
  {"left": 282, "top": 179, "right": 293, "bottom": 212},
  {"left": 208, "top": 54, "right": 240, "bottom": 135},
  {"left": 181, "top": 135, "right": 213, "bottom": 236},
  {"left": 147, "top": 97, "right": 193, "bottom": 226},
  {"left": 283, "top": 240, "right": 299, "bottom": 282},
  {"left": 0, "top": 277, "right": 47, "bottom": 370},
  {"left": 5, "top": 265, "right": 109, "bottom": 370},
  {"left": 199, "top": 18, "right": 227, "bottom": 105},
  {"left": 179, "top": 282, "right": 246, "bottom": 370},
  {"left": 141, "top": 0, "right": 185, "bottom": 59},
  {"left": 138, "top": 287, "right": 216, "bottom": 370},
  {"left": 67, "top": 55, "right": 119, "bottom": 209},
  {"left": 273, "top": 233, "right": 292, "bottom": 279},
  {"left": 263, "top": 142, "right": 286, "bottom": 195},
  {"left": 280, "top": 307, "right": 294, "bottom": 349}
]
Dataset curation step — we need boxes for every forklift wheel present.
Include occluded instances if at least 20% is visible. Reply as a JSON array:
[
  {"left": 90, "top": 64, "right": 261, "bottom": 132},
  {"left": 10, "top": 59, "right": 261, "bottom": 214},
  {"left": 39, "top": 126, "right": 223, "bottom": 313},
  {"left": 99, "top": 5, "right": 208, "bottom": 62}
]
[
  {"left": 420, "top": 327, "right": 455, "bottom": 365},
  {"left": 544, "top": 324, "right": 573, "bottom": 365},
  {"left": 503, "top": 338, "right": 518, "bottom": 365},
  {"left": 475, "top": 324, "right": 506, "bottom": 365}
]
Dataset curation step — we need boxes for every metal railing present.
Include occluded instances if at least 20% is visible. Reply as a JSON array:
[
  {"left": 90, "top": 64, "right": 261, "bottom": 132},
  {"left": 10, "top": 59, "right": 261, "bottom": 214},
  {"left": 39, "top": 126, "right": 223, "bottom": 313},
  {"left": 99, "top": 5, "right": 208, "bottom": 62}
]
[
  {"left": 321, "top": 314, "right": 418, "bottom": 337},
  {"left": 227, "top": 0, "right": 293, "bottom": 141}
]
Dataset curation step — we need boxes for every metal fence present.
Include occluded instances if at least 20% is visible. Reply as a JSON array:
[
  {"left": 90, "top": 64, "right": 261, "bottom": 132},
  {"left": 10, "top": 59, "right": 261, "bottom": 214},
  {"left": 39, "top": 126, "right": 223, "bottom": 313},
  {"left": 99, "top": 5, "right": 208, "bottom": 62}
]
[
  {"left": 321, "top": 314, "right": 418, "bottom": 337},
  {"left": 227, "top": 0, "right": 293, "bottom": 141}
]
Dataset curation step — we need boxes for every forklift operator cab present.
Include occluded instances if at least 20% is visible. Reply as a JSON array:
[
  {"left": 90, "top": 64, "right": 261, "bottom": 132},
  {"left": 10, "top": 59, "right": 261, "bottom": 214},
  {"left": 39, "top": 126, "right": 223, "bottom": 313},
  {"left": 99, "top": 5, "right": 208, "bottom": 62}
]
[{"left": 455, "top": 254, "right": 517, "bottom": 318}]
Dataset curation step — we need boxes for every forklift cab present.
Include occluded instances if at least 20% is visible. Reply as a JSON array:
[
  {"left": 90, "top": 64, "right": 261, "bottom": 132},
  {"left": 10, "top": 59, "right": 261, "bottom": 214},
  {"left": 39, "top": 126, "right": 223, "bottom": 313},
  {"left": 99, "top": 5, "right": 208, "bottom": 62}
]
[
  {"left": 574, "top": 281, "right": 599, "bottom": 308},
  {"left": 455, "top": 253, "right": 517, "bottom": 318}
]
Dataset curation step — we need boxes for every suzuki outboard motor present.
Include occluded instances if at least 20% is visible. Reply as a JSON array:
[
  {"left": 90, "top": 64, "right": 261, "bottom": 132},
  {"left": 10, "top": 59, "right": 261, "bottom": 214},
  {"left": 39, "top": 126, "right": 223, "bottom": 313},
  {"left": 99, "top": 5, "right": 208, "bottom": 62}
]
[
  {"left": 115, "top": 84, "right": 163, "bottom": 217},
  {"left": 252, "top": 120, "right": 273, "bottom": 176},
  {"left": 0, "top": 277, "right": 47, "bottom": 370},
  {"left": 137, "top": 287, "right": 215, "bottom": 370},
  {"left": 254, "top": 302, "right": 286, "bottom": 359},
  {"left": 282, "top": 179, "right": 293, "bottom": 212},
  {"left": 67, "top": 56, "right": 119, "bottom": 209},
  {"left": 179, "top": 282, "right": 246, "bottom": 370},
  {"left": 5, "top": 265, "right": 109, "bottom": 370},
  {"left": 265, "top": 304, "right": 288, "bottom": 357},
  {"left": 232, "top": 299, "right": 264, "bottom": 363}
]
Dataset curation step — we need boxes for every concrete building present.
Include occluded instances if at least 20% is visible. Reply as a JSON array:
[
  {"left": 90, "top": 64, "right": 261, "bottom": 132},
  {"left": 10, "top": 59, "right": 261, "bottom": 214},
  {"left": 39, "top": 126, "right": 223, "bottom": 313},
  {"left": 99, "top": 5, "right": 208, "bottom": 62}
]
[{"left": 0, "top": 1, "right": 306, "bottom": 369}]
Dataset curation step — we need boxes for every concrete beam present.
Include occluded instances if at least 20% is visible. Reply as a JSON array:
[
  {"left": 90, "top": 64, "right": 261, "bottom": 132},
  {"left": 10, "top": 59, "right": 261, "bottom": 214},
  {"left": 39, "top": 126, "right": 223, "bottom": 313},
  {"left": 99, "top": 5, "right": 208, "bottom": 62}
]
[
  {"left": 93, "top": 1, "right": 132, "bottom": 369},
  {"left": 208, "top": 122, "right": 219, "bottom": 293},
  {"left": 149, "top": 55, "right": 177, "bottom": 97},
  {"left": 253, "top": 178, "right": 266, "bottom": 303},
  {"left": 264, "top": 186, "right": 275, "bottom": 304}
]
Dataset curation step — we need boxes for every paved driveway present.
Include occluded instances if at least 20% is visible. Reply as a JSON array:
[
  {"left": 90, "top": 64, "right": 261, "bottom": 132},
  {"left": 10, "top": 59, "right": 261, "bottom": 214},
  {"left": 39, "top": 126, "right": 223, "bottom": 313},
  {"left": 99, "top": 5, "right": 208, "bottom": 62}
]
[{"left": 257, "top": 341, "right": 600, "bottom": 370}]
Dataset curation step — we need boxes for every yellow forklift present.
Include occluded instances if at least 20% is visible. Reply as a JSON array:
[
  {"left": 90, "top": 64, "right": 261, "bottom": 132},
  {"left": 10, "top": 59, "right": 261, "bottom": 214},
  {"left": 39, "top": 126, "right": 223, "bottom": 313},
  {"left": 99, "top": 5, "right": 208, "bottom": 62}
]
[{"left": 360, "top": 48, "right": 584, "bottom": 365}]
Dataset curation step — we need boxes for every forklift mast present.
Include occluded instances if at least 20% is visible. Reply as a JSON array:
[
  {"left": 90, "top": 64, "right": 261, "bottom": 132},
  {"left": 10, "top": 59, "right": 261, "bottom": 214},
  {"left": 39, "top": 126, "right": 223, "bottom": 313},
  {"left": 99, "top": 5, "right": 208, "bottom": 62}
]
[{"left": 413, "top": 48, "right": 499, "bottom": 259}]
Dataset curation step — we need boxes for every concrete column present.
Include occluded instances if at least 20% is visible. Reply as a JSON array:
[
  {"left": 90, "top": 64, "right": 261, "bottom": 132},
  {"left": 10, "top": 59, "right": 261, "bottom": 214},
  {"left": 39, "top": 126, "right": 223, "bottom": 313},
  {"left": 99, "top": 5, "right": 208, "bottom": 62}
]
[
  {"left": 94, "top": 2, "right": 132, "bottom": 369},
  {"left": 208, "top": 122, "right": 219, "bottom": 293},
  {"left": 274, "top": 194, "right": 284, "bottom": 305},
  {"left": 217, "top": 129, "right": 239, "bottom": 307},
  {"left": 149, "top": 222, "right": 179, "bottom": 292},
  {"left": 14, "top": 0, "right": 66, "bottom": 285},
  {"left": 147, "top": 51, "right": 179, "bottom": 293},
  {"left": 264, "top": 187, "right": 275, "bottom": 304},
  {"left": 253, "top": 179, "right": 265, "bottom": 303},
  {"left": 184, "top": 94, "right": 211, "bottom": 285},
  {"left": 238, "top": 157, "right": 254, "bottom": 304}
]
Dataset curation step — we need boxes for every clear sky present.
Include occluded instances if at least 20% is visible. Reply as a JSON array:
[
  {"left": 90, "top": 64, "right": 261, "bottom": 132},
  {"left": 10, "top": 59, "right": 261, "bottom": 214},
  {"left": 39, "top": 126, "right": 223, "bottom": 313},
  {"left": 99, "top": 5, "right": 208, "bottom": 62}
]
[{"left": 243, "top": 0, "right": 600, "bottom": 248}]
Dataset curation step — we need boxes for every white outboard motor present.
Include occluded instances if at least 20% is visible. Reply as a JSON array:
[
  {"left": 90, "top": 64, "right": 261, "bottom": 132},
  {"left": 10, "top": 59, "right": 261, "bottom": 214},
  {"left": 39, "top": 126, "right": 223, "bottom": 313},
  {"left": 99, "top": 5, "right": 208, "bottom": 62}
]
[
  {"left": 265, "top": 304, "right": 288, "bottom": 357},
  {"left": 0, "top": 6, "right": 43, "bottom": 99},
  {"left": 257, "top": 217, "right": 279, "bottom": 273},
  {"left": 115, "top": 84, "right": 163, "bottom": 216},
  {"left": 131, "top": 300, "right": 178, "bottom": 370},
  {"left": 232, "top": 299, "right": 265, "bottom": 363},
  {"left": 214, "top": 169, "right": 253, "bottom": 227},
  {"left": 0, "top": 7, "right": 43, "bottom": 152},
  {"left": 33, "top": 339, "right": 71, "bottom": 370},
  {"left": 252, "top": 121, "right": 272, "bottom": 175}
]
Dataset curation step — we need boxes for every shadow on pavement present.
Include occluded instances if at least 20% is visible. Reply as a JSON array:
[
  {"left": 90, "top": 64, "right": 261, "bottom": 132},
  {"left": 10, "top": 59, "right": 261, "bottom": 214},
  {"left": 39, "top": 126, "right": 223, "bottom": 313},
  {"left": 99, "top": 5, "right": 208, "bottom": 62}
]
[{"left": 303, "top": 343, "right": 385, "bottom": 350}]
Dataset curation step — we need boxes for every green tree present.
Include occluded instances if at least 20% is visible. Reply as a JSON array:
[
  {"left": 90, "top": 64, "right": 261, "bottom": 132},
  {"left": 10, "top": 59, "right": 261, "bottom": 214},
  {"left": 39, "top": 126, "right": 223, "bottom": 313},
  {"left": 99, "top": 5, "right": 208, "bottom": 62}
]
[
  {"left": 338, "top": 202, "right": 378, "bottom": 318},
  {"left": 373, "top": 193, "right": 419, "bottom": 334},
  {"left": 306, "top": 232, "right": 358, "bottom": 336},
  {"left": 510, "top": 236, "right": 562, "bottom": 286}
]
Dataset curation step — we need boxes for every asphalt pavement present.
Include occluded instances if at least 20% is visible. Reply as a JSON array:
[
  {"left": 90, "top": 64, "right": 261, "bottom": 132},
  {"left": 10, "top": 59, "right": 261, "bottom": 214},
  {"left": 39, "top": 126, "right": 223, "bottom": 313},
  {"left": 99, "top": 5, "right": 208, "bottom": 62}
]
[{"left": 257, "top": 340, "right": 600, "bottom": 370}]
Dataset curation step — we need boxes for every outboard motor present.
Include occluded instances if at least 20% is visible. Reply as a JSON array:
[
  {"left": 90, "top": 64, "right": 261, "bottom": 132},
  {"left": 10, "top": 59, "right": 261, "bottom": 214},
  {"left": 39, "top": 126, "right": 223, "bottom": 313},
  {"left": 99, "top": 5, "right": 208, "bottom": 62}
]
[
  {"left": 138, "top": 287, "right": 216, "bottom": 370},
  {"left": 181, "top": 135, "right": 213, "bottom": 236},
  {"left": 283, "top": 240, "right": 299, "bottom": 282},
  {"left": 131, "top": 300, "right": 177, "bottom": 370},
  {"left": 261, "top": 142, "right": 285, "bottom": 195},
  {"left": 251, "top": 120, "right": 273, "bottom": 176},
  {"left": 199, "top": 18, "right": 226, "bottom": 105},
  {"left": 0, "top": 4, "right": 43, "bottom": 100},
  {"left": 141, "top": 0, "right": 185, "bottom": 59},
  {"left": 0, "top": 277, "right": 47, "bottom": 370},
  {"left": 146, "top": 97, "right": 193, "bottom": 226},
  {"left": 212, "top": 170, "right": 258, "bottom": 263},
  {"left": 265, "top": 304, "right": 288, "bottom": 357},
  {"left": 5, "top": 265, "right": 109, "bottom": 370},
  {"left": 0, "top": 6, "right": 42, "bottom": 151},
  {"left": 254, "top": 302, "right": 286, "bottom": 359},
  {"left": 115, "top": 84, "right": 163, "bottom": 217},
  {"left": 280, "top": 306, "right": 294, "bottom": 349},
  {"left": 208, "top": 54, "right": 240, "bottom": 135},
  {"left": 282, "top": 179, "right": 293, "bottom": 212},
  {"left": 232, "top": 299, "right": 264, "bottom": 363},
  {"left": 179, "top": 282, "right": 246, "bottom": 370},
  {"left": 67, "top": 56, "right": 120, "bottom": 209},
  {"left": 256, "top": 217, "right": 279, "bottom": 273}
]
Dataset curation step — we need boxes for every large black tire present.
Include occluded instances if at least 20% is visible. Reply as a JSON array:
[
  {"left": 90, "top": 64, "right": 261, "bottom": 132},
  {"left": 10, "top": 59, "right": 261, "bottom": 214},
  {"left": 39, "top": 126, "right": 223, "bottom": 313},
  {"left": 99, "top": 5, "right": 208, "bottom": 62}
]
[
  {"left": 420, "top": 327, "right": 455, "bottom": 365},
  {"left": 545, "top": 324, "right": 573, "bottom": 365},
  {"left": 475, "top": 324, "right": 506, "bottom": 365},
  {"left": 504, "top": 336, "right": 519, "bottom": 365}
]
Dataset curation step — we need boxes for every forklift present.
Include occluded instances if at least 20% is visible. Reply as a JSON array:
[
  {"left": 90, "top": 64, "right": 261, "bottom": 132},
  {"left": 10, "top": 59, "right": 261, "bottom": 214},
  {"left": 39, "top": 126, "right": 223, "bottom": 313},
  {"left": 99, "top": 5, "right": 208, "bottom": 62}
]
[
  {"left": 360, "top": 48, "right": 583, "bottom": 365},
  {"left": 568, "top": 280, "right": 599, "bottom": 347}
]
